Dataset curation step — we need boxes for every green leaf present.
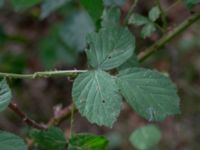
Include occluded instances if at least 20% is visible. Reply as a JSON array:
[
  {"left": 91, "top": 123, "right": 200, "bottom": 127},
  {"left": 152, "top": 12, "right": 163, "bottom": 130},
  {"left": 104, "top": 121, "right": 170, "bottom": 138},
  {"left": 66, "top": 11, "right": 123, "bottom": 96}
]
[
  {"left": 0, "top": 79, "right": 11, "bottom": 112},
  {"left": 141, "top": 23, "right": 156, "bottom": 38},
  {"left": 72, "top": 70, "right": 122, "bottom": 127},
  {"left": 130, "top": 125, "right": 161, "bottom": 150},
  {"left": 101, "top": 7, "right": 121, "bottom": 28},
  {"left": 86, "top": 27, "right": 135, "bottom": 70},
  {"left": 183, "top": 0, "right": 200, "bottom": 9},
  {"left": 80, "top": 0, "right": 103, "bottom": 23},
  {"left": 117, "top": 68, "right": 180, "bottom": 121},
  {"left": 68, "top": 134, "right": 108, "bottom": 150},
  {"left": 0, "top": 131, "right": 27, "bottom": 150},
  {"left": 60, "top": 10, "right": 95, "bottom": 52},
  {"left": 128, "top": 13, "right": 149, "bottom": 26},
  {"left": 103, "top": 0, "right": 125, "bottom": 6},
  {"left": 30, "top": 127, "right": 67, "bottom": 150},
  {"left": 11, "top": 0, "right": 41, "bottom": 11},
  {"left": 148, "top": 6, "right": 160, "bottom": 22},
  {"left": 40, "top": 0, "right": 70, "bottom": 19}
]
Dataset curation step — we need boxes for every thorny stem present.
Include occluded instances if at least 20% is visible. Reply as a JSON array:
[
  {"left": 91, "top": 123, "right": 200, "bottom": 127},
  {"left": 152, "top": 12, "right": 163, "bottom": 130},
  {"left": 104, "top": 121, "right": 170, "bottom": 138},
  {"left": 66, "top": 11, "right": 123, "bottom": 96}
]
[
  {"left": 0, "top": 70, "right": 87, "bottom": 79},
  {"left": 8, "top": 103, "right": 47, "bottom": 130},
  {"left": 138, "top": 12, "right": 200, "bottom": 62}
]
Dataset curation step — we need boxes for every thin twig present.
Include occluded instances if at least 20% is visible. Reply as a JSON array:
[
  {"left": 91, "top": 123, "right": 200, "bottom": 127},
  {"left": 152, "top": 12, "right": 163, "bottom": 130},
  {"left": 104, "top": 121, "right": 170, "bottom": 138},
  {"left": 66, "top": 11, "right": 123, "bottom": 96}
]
[
  {"left": 8, "top": 102, "right": 47, "bottom": 130},
  {"left": 0, "top": 70, "right": 86, "bottom": 79},
  {"left": 138, "top": 12, "right": 200, "bottom": 62}
]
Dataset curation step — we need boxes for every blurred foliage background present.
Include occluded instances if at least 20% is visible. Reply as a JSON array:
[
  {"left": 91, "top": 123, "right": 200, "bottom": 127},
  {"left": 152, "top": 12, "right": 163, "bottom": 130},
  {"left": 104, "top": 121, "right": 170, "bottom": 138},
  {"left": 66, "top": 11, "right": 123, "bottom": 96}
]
[{"left": 0, "top": 0, "right": 200, "bottom": 149}]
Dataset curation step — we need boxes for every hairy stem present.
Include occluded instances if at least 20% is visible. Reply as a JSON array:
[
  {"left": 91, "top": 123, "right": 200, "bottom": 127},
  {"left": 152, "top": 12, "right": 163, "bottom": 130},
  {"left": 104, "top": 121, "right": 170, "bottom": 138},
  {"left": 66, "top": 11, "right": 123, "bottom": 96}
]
[
  {"left": 138, "top": 12, "right": 200, "bottom": 62},
  {"left": 8, "top": 102, "right": 47, "bottom": 130},
  {"left": 0, "top": 70, "right": 87, "bottom": 79}
]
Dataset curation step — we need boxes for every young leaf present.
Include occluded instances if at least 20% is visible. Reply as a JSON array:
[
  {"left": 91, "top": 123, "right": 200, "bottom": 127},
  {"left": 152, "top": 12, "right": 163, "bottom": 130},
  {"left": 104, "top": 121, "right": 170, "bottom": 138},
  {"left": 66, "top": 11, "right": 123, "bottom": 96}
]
[
  {"left": 86, "top": 27, "right": 135, "bottom": 70},
  {"left": 60, "top": 10, "right": 95, "bottom": 52},
  {"left": 117, "top": 68, "right": 180, "bottom": 121},
  {"left": 68, "top": 134, "right": 108, "bottom": 150},
  {"left": 148, "top": 6, "right": 160, "bottom": 22},
  {"left": 103, "top": 0, "right": 126, "bottom": 6},
  {"left": 130, "top": 125, "right": 161, "bottom": 150},
  {"left": 128, "top": 13, "right": 149, "bottom": 26},
  {"left": 0, "top": 79, "right": 11, "bottom": 112},
  {"left": 30, "top": 127, "right": 67, "bottom": 150},
  {"left": 80, "top": 0, "right": 103, "bottom": 23},
  {"left": 101, "top": 7, "right": 121, "bottom": 28},
  {"left": 72, "top": 70, "right": 122, "bottom": 127},
  {"left": 40, "top": 0, "right": 70, "bottom": 19},
  {"left": 183, "top": 0, "right": 200, "bottom": 9},
  {"left": 141, "top": 23, "right": 156, "bottom": 38},
  {"left": 0, "top": 131, "right": 27, "bottom": 150},
  {"left": 11, "top": 0, "right": 41, "bottom": 11}
]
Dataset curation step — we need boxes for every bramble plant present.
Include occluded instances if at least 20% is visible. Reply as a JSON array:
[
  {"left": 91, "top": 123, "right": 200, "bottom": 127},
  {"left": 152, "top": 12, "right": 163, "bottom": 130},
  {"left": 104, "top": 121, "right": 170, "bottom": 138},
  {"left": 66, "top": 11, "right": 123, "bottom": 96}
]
[{"left": 0, "top": 0, "right": 200, "bottom": 150}]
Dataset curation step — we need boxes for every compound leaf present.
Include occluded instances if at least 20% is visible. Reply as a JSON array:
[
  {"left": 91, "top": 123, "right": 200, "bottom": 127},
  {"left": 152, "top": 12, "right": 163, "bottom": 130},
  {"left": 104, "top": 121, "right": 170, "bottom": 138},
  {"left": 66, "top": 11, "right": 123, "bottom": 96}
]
[
  {"left": 68, "top": 134, "right": 108, "bottom": 150},
  {"left": 130, "top": 125, "right": 161, "bottom": 150},
  {"left": 0, "top": 131, "right": 27, "bottom": 150},
  {"left": 117, "top": 68, "right": 180, "bottom": 121},
  {"left": 72, "top": 70, "right": 122, "bottom": 127},
  {"left": 86, "top": 27, "right": 135, "bottom": 70},
  {"left": 0, "top": 79, "right": 11, "bottom": 112}
]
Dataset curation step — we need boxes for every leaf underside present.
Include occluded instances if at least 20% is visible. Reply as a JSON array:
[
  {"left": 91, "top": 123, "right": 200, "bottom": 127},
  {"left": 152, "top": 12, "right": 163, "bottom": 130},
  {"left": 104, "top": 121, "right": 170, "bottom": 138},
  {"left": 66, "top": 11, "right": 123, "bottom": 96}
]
[
  {"left": 72, "top": 70, "right": 122, "bottom": 127},
  {"left": 86, "top": 27, "right": 135, "bottom": 70},
  {"left": 117, "top": 68, "right": 180, "bottom": 121}
]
